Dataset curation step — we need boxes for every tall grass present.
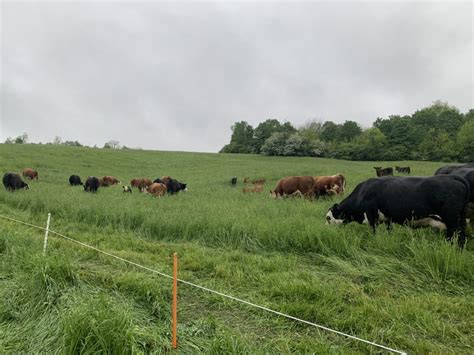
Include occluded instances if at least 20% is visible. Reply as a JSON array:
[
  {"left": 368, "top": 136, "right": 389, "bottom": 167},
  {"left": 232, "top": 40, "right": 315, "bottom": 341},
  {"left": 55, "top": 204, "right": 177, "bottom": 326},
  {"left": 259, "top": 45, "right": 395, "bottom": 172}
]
[{"left": 1, "top": 144, "right": 473, "bottom": 353}]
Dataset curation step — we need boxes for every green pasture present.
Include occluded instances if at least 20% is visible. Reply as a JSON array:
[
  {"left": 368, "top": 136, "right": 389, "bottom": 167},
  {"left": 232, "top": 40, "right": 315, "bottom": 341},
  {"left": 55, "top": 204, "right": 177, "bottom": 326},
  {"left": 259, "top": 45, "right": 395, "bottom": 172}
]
[{"left": 0, "top": 144, "right": 473, "bottom": 353}]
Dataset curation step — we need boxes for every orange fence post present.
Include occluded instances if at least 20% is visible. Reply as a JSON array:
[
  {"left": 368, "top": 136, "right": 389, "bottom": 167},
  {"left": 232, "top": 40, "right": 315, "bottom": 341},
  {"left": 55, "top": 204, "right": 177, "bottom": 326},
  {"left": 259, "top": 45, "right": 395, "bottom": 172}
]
[{"left": 172, "top": 252, "right": 178, "bottom": 349}]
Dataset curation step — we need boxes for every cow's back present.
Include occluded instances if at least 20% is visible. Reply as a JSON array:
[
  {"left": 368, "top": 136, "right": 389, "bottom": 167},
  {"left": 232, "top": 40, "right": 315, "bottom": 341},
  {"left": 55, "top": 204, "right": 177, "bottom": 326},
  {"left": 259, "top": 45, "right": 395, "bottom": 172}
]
[
  {"left": 449, "top": 168, "right": 474, "bottom": 202},
  {"left": 276, "top": 176, "right": 314, "bottom": 196},
  {"left": 362, "top": 176, "right": 469, "bottom": 223},
  {"left": 435, "top": 163, "right": 474, "bottom": 175}
]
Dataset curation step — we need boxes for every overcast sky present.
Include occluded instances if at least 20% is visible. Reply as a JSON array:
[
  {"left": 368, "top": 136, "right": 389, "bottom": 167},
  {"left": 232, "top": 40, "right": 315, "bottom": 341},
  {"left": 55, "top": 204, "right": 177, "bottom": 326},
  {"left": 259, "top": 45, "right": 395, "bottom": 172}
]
[{"left": 1, "top": 1, "right": 472, "bottom": 152}]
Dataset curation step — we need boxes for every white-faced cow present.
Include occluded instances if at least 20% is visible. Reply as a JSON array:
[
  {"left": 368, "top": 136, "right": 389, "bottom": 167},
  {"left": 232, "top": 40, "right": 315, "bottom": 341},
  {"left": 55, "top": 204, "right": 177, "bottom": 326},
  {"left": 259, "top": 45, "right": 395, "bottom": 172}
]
[{"left": 326, "top": 175, "right": 470, "bottom": 247}]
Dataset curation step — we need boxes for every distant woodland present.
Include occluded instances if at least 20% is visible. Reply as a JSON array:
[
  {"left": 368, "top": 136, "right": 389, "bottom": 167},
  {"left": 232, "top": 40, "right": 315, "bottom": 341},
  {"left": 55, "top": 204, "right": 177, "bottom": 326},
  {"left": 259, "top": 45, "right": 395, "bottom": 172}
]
[{"left": 220, "top": 101, "right": 474, "bottom": 162}]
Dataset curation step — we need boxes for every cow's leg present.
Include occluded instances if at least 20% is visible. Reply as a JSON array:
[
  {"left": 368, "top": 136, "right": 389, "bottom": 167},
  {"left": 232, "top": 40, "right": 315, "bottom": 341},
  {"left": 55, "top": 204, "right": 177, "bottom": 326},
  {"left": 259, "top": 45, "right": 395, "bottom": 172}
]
[
  {"left": 457, "top": 228, "right": 466, "bottom": 249},
  {"left": 445, "top": 227, "right": 455, "bottom": 243},
  {"left": 365, "top": 208, "right": 378, "bottom": 233},
  {"left": 385, "top": 219, "right": 392, "bottom": 232},
  {"left": 457, "top": 215, "right": 467, "bottom": 249}
]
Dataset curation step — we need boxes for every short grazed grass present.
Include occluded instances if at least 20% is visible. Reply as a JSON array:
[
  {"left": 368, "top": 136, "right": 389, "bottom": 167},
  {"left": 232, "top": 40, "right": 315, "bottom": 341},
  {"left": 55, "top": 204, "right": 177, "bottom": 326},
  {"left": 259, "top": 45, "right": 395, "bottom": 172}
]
[{"left": 0, "top": 144, "right": 473, "bottom": 353}]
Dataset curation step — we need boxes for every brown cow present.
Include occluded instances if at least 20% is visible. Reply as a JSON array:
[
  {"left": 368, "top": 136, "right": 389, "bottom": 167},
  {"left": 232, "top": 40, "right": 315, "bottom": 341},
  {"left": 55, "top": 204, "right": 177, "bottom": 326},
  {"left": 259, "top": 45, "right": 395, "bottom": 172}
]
[
  {"left": 130, "top": 178, "right": 153, "bottom": 192},
  {"left": 243, "top": 185, "right": 264, "bottom": 193},
  {"left": 102, "top": 176, "right": 121, "bottom": 185},
  {"left": 98, "top": 178, "right": 110, "bottom": 187},
  {"left": 271, "top": 176, "right": 316, "bottom": 199},
  {"left": 314, "top": 174, "right": 346, "bottom": 196},
  {"left": 138, "top": 178, "right": 153, "bottom": 192},
  {"left": 252, "top": 178, "right": 266, "bottom": 185},
  {"left": 146, "top": 182, "right": 167, "bottom": 197},
  {"left": 160, "top": 176, "right": 171, "bottom": 185},
  {"left": 22, "top": 168, "right": 38, "bottom": 180}
]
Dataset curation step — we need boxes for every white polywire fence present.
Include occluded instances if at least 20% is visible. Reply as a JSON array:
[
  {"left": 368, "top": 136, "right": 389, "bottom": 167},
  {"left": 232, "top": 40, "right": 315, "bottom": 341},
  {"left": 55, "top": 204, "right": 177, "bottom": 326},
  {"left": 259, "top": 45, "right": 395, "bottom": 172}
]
[{"left": 0, "top": 213, "right": 407, "bottom": 355}]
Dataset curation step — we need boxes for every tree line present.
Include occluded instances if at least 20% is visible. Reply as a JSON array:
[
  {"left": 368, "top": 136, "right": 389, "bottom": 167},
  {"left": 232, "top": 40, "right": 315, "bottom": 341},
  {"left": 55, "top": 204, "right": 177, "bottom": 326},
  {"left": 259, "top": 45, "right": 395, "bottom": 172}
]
[
  {"left": 4, "top": 134, "right": 131, "bottom": 150},
  {"left": 220, "top": 101, "right": 474, "bottom": 162}
]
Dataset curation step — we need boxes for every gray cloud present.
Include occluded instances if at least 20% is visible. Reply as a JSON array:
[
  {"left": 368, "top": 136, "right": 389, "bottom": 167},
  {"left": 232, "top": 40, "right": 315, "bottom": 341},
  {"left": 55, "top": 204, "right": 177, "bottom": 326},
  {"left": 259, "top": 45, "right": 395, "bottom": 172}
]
[{"left": 1, "top": 1, "right": 472, "bottom": 152}]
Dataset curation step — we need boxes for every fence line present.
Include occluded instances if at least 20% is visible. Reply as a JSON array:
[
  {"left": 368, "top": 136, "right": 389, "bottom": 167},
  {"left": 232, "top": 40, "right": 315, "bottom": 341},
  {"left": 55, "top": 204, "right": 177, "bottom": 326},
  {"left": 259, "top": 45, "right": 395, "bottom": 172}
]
[{"left": 0, "top": 213, "right": 407, "bottom": 355}]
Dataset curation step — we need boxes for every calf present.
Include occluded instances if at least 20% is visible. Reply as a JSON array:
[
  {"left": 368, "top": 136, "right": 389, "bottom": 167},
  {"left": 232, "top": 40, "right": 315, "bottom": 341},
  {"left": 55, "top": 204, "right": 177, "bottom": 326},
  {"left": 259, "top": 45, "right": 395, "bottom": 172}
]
[
  {"left": 326, "top": 175, "right": 470, "bottom": 247},
  {"left": 122, "top": 185, "right": 132, "bottom": 194},
  {"left": 395, "top": 166, "right": 411, "bottom": 174},
  {"left": 3, "top": 173, "right": 29, "bottom": 191},
  {"left": 252, "top": 178, "right": 266, "bottom": 185},
  {"left": 243, "top": 185, "right": 264, "bottom": 193},
  {"left": 374, "top": 167, "right": 393, "bottom": 177}
]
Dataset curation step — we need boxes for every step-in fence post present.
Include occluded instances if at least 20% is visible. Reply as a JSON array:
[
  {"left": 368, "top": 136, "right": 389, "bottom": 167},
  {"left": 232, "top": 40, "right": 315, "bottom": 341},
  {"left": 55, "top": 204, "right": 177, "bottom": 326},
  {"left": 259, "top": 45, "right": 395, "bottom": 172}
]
[
  {"left": 172, "top": 252, "right": 178, "bottom": 349},
  {"left": 42, "top": 213, "right": 51, "bottom": 256}
]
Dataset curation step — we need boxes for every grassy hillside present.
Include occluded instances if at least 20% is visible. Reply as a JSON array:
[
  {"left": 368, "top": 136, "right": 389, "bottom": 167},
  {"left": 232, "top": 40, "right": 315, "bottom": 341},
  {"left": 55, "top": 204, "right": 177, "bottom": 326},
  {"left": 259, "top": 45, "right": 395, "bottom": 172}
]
[{"left": 0, "top": 144, "right": 473, "bottom": 353}]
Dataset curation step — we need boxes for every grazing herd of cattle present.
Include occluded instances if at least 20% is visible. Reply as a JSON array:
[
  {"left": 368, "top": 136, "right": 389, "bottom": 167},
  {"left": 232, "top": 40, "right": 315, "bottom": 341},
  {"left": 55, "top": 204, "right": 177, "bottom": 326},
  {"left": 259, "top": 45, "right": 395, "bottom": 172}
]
[
  {"left": 2, "top": 169, "right": 187, "bottom": 197},
  {"left": 2, "top": 162, "right": 474, "bottom": 247}
]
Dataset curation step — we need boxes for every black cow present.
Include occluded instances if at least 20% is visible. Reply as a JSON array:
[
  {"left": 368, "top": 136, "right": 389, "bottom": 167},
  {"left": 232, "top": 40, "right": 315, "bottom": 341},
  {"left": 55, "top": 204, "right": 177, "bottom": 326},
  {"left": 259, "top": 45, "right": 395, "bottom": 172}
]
[
  {"left": 165, "top": 178, "right": 187, "bottom": 194},
  {"left": 438, "top": 168, "right": 474, "bottom": 235},
  {"left": 326, "top": 175, "right": 470, "bottom": 247},
  {"left": 374, "top": 167, "right": 393, "bottom": 177},
  {"left": 231, "top": 177, "right": 237, "bottom": 186},
  {"left": 3, "top": 173, "right": 29, "bottom": 191},
  {"left": 435, "top": 163, "right": 474, "bottom": 175},
  {"left": 84, "top": 176, "right": 100, "bottom": 193},
  {"left": 395, "top": 166, "right": 411, "bottom": 174},
  {"left": 69, "top": 175, "right": 83, "bottom": 186}
]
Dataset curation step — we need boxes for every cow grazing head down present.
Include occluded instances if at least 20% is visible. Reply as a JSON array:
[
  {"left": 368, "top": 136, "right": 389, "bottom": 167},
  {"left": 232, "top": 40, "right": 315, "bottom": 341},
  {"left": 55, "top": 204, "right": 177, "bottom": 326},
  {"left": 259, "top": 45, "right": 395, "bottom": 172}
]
[
  {"left": 326, "top": 176, "right": 469, "bottom": 247},
  {"left": 326, "top": 203, "right": 365, "bottom": 225},
  {"left": 69, "top": 175, "right": 83, "bottom": 186},
  {"left": 84, "top": 176, "right": 100, "bottom": 193},
  {"left": 161, "top": 176, "right": 187, "bottom": 194},
  {"left": 3, "top": 173, "right": 29, "bottom": 191},
  {"left": 326, "top": 204, "right": 345, "bottom": 225},
  {"left": 22, "top": 168, "right": 38, "bottom": 180}
]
